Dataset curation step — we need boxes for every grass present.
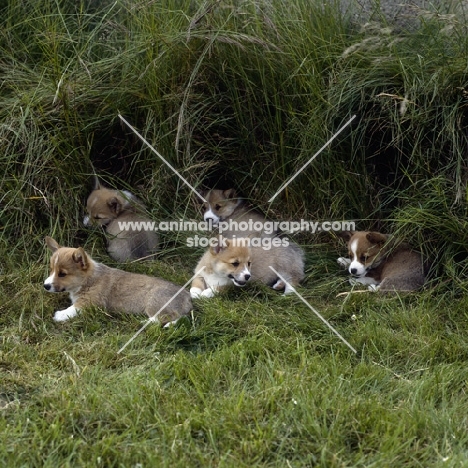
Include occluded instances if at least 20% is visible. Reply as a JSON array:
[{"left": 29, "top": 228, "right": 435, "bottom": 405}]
[
  {"left": 2, "top": 262, "right": 468, "bottom": 466},
  {"left": 2, "top": 0, "right": 468, "bottom": 466}
]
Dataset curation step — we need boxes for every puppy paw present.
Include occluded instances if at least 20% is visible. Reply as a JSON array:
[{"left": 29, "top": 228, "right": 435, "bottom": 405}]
[
  {"left": 190, "top": 287, "right": 203, "bottom": 299},
  {"left": 200, "top": 288, "right": 215, "bottom": 298},
  {"left": 283, "top": 285, "right": 296, "bottom": 295},
  {"left": 337, "top": 257, "right": 351, "bottom": 268},
  {"left": 53, "top": 306, "right": 78, "bottom": 322},
  {"left": 272, "top": 279, "right": 286, "bottom": 291},
  {"left": 368, "top": 284, "right": 380, "bottom": 292},
  {"left": 163, "top": 319, "right": 179, "bottom": 328}
]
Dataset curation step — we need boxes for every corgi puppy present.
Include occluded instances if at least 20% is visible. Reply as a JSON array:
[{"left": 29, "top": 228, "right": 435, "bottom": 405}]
[
  {"left": 202, "top": 189, "right": 273, "bottom": 238},
  {"left": 44, "top": 237, "right": 192, "bottom": 324},
  {"left": 83, "top": 179, "right": 158, "bottom": 262},
  {"left": 337, "top": 231, "right": 426, "bottom": 292},
  {"left": 190, "top": 237, "right": 304, "bottom": 298}
]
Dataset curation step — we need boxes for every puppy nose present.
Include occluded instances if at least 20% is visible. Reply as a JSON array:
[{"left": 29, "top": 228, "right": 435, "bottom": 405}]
[
  {"left": 44, "top": 283, "right": 51, "bottom": 291},
  {"left": 245, "top": 274, "right": 251, "bottom": 281},
  {"left": 350, "top": 268, "right": 357, "bottom": 275}
]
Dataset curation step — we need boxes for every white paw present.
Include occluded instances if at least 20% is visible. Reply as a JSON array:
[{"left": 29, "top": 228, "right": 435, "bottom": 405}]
[
  {"left": 53, "top": 306, "right": 78, "bottom": 322},
  {"left": 283, "top": 285, "right": 296, "bottom": 295},
  {"left": 272, "top": 279, "right": 286, "bottom": 291},
  {"left": 337, "top": 257, "right": 351, "bottom": 268},
  {"left": 163, "top": 319, "right": 179, "bottom": 328},
  {"left": 200, "top": 288, "right": 215, "bottom": 298},
  {"left": 368, "top": 284, "right": 380, "bottom": 292},
  {"left": 190, "top": 287, "right": 203, "bottom": 299}
]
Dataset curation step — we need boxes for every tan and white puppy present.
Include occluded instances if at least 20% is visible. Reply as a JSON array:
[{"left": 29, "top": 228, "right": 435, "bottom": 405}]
[
  {"left": 202, "top": 189, "right": 274, "bottom": 238},
  {"left": 190, "top": 237, "right": 304, "bottom": 298},
  {"left": 337, "top": 231, "right": 426, "bottom": 292},
  {"left": 84, "top": 180, "right": 158, "bottom": 262},
  {"left": 44, "top": 237, "right": 192, "bottom": 324}
]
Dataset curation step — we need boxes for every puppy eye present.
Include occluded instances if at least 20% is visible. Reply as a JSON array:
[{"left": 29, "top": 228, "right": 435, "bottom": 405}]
[
  {"left": 58, "top": 272, "right": 67, "bottom": 278},
  {"left": 248, "top": 261, "right": 251, "bottom": 267},
  {"left": 360, "top": 255, "right": 367, "bottom": 262},
  {"left": 215, "top": 204, "right": 221, "bottom": 210},
  {"left": 232, "top": 261, "right": 240, "bottom": 267}
]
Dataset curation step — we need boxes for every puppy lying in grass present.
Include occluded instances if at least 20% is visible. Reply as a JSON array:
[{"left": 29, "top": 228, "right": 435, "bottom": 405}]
[
  {"left": 201, "top": 188, "right": 271, "bottom": 238},
  {"left": 337, "top": 230, "right": 426, "bottom": 292},
  {"left": 190, "top": 236, "right": 304, "bottom": 298},
  {"left": 83, "top": 179, "right": 158, "bottom": 262},
  {"left": 43, "top": 237, "right": 192, "bottom": 324}
]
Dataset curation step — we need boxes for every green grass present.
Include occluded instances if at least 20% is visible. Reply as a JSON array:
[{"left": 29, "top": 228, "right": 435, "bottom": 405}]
[
  {"left": 2, "top": 0, "right": 468, "bottom": 465},
  {"left": 2, "top": 258, "right": 468, "bottom": 466}
]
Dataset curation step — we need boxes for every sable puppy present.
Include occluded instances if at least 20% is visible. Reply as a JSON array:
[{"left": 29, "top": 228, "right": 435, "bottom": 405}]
[
  {"left": 84, "top": 180, "right": 158, "bottom": 262},
  {"left": 337, "top": 230, "right": 426, "bottom": 292},
  {"left": 44, "top": 237, "right": 191, "bottom": 324},
  {"left": 190, "top": 237, "right": 304, "bottom": 298},
  {"left": 201, "top": 189, "right": 274, "bottom": 238}
]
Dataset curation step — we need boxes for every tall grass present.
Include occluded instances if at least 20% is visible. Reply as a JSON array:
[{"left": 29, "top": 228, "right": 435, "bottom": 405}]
[{"left": 1, "top": 0, "right": 467, "bottom": 271}]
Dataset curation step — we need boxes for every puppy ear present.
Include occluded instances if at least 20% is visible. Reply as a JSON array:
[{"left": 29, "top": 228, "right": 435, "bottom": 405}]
[
  {"left": 338, "top": 231, "right": 354, "bottom": 242},
  {"left": 72, "top": 248, "right": 89, "bottom": 270},
  {"left": 45, "top": 236, "right": 60, "bottom": 252},
  {"left": 366, "top": 232, "right": 388, "bottom": 245},
  {"left": 210, "top": 236, "right": 229, "bottom": 255},
  {"left": 107, "top": 197, "right": 122, "bottom": 215},
  {"left": 223, "top": 188, "right": 237, "bottom": 199},
  {"left": 198, "top": 189, "right": 207, "bottom": 199},
  {"left": 93, "top": 176, "right": 102, "bottom": 190},
  {"left": 196, "top": 190, "right": 207, "bottom": 205}
]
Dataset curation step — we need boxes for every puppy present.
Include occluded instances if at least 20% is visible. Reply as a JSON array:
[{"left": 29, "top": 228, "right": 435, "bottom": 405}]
[
  {"left": 84, "top": 180, "right": 158, "bottom": 262},
  {"left": 337, "top": 231, "right": 426, "bottom": 292},
  {"left": 202, "top": 189, "right": 274, "bottom": 238},
  {"left": 190, "top": 237, "right": 304, "bottom": 298},
  {"left": 44, "top": 237, "right": 192, "bottom": 324}
]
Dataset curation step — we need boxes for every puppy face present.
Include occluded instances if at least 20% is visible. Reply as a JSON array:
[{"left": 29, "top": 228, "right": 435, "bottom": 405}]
[
  {"left": 203, "top": 189, "right": 240, "bottom": 225},
  {"left": 341, "top": 231, "right": 388, "bottom": 277},
  {"left": 209, "top": 238, "right": 251, "bottom": 287},
  {"left": 83, "top": 186, "right": 128, "bottom": 227},
  {"left": 43, "top": 237, "right": 93, "bottom": 294}
]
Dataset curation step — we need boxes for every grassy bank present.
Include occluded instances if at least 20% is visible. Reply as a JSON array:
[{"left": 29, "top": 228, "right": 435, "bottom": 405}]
[{"left": 1, "top": 0, "right": 468, "bottom": 466}]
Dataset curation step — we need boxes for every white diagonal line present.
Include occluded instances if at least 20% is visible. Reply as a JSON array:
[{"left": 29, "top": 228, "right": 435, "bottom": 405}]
[
  {"left": 117, "top": 267, "right": 205, "bottom": 354},
  {"left": 268, "top": 115, "right": 356, "bottom": 203},
  {"left": 118, "top": 114, "right": 207, "bottom": 203},
  {"left": 269, "top": 266, "right": 357, "bottom": 354}
]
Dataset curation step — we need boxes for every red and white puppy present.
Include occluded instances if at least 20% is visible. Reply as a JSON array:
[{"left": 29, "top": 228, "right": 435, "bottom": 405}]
[
  {"left": 44, "top": 237, "right": 191, "bottom": 324},
  {"left": 337, "top": 231, "right": 426, "bottom": 292}
]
